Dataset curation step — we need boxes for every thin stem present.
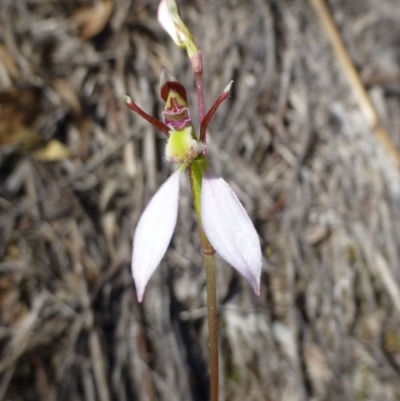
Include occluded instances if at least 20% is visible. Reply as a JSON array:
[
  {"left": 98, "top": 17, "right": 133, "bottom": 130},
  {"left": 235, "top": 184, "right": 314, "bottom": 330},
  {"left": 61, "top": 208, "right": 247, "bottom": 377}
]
[
  {"left": 195, "top": 72, "right": 205, "bottom": 124},
  {"left": 191, "top": 51, "right": 205, "bottom": 127},
  {"left": 203, "top": 251, "right": 219, "bottom": 401},
  {"left": 188, "top": 162, "right": 219, "bottom": 401}
]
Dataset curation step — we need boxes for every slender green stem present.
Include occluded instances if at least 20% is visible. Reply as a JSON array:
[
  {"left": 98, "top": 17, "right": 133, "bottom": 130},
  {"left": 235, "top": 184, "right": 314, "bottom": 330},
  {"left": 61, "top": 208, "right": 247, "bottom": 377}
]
[{"left": 188, "top": 162, "right": 219, "bottom": 401}]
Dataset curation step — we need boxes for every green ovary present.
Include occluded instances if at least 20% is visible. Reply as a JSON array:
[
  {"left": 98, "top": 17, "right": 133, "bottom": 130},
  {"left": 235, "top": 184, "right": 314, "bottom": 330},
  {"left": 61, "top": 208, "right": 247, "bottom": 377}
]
[{"left": 165, "top": 127, "right": 204, "bottom": 163}]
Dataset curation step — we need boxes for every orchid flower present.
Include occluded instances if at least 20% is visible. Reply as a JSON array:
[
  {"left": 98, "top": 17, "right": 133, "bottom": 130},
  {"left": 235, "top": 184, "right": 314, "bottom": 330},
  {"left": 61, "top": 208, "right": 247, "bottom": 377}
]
[
  {"left": 125, "top": 69, "right": 262, "bottom": 302},
  {"left": 128, "top": 4, "right": 261, "bottom": 400}
]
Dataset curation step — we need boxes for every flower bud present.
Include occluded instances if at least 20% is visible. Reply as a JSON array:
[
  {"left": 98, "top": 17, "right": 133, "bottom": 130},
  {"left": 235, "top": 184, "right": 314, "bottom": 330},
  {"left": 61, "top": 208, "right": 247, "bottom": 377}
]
[{"left": 158, "top": 0, "right": 197, "bottom": 58}]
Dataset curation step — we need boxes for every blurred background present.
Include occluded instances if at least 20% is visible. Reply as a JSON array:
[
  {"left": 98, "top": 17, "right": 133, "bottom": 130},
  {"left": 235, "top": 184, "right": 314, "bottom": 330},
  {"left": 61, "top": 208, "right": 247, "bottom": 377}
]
[{"left": 1, "top": 0, "right": 400, "bottom": 400}]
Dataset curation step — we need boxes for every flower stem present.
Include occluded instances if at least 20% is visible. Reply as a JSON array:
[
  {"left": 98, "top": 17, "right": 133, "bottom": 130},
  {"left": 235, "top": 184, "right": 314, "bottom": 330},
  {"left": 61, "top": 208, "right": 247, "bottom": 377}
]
[
  {"left": 188, "top": 161, "right": 219, "bottom": 401},
  {"left": 191, "top": 51, "right": 205, "bottom": 126},
  {"left": 195, "top": 72, "right": 205, "bottom": 124},
  {"left": 203, "top": 248, "right": 219, "bottom": 401}
]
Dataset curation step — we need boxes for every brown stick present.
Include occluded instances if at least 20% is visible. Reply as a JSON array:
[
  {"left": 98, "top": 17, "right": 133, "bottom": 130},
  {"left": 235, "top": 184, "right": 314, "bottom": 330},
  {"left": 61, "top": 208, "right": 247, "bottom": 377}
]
[{"left": 308, "top": 0, "right": 400, "bottom": 167}]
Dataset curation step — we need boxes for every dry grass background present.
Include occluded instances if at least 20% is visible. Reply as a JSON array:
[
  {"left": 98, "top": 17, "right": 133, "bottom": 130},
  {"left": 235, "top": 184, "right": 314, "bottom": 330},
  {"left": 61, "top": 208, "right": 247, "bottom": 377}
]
[{"left": 1, "top": 0, "right": 400, "bottom": 400}]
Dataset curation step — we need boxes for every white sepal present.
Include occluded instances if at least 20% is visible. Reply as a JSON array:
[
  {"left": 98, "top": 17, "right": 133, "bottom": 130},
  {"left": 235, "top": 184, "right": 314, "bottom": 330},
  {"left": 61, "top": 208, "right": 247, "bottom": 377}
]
[
  {"left": 201, "top": 168, "right": 262, "bottom": 295},
  {"left": 132, "top": 169, "right": 181, "bottom": 301}
]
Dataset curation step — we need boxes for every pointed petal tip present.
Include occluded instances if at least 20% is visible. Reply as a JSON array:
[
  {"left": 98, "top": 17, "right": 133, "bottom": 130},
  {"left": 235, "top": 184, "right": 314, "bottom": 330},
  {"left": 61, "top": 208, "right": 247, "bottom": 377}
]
[
  {"left": 253, "top": 280, "right": 261, "bottom": 297},
  {"left": 135, "top": 285, "right": 144, "bottom": 303},
  {"left": 159, "top": 68, "right": 187, "bottom": 102},
  {"left": 245, "top": 266, "right": 261, "bottom": 296},
  {"left": 160, "top": 67, "right": 177, "bottom": 86},
  {"left": 224, "top": 81, "right": 233, "bottom": 94}
]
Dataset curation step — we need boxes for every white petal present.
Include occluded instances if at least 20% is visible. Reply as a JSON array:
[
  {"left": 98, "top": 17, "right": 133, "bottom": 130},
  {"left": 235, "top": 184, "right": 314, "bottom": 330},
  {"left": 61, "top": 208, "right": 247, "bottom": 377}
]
[
  {"left": 132, "top": 169, "right": 181, "bottom": 301},
  {"left": 157, "top": 0, "right": 179, "bottom": 45},
  {"left": 201, "top": 169, "right": 262, "bottom": 295}
]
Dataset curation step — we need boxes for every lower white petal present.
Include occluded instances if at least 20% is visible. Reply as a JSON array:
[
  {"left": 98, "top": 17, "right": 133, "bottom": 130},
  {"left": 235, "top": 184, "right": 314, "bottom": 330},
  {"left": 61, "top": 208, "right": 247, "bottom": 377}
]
[
  {"left": 201, "top": 169, "right": 261, "bottom": 295},
  {"left": 132, "top": 169, "right": 181, "bottom": 301}
]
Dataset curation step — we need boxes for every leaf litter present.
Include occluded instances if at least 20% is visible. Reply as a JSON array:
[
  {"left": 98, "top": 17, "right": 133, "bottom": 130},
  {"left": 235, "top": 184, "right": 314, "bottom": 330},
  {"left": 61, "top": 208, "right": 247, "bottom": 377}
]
[{"left": 1, "top": 0, "right": 400, "bottom": 400}]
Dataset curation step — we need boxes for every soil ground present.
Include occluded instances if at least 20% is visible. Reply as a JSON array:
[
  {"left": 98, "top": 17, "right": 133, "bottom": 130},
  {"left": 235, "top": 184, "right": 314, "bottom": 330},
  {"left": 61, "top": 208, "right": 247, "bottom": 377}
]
[{"left": 1, "top": 0, "right": 400, "bottom": 400}]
